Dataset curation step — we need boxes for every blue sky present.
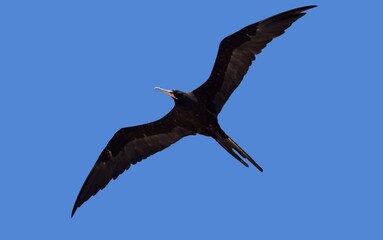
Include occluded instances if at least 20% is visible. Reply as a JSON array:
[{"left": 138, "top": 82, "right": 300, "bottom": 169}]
[{"left": 1, "top": 1, "right": 382, "bottom": 239}]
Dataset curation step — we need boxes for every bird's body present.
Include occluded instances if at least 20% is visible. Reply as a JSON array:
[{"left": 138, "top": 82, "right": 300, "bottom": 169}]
[
  {"left": 72, "top": 5, "right": 316, "bottom": 217},
  {"left": 169, "top": 91, "right": 218, "bottom": 136}
]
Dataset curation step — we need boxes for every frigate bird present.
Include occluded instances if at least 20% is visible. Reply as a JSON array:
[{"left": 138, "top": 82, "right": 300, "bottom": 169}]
[{"left": 72, "top": 5, "right": 316, "bottom": 217}]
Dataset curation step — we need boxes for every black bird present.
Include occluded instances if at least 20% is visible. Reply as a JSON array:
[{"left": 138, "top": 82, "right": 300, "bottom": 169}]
[{"left": 72, "top": 5, "right": 316, "bottom": 217}]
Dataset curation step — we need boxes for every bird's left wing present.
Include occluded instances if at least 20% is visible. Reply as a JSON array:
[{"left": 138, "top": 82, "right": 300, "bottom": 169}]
[
  {"left": 72, "top": 108, "right": 193, "bottom": 217},
  {"left": 192, "top": 5, "right": 316, "bottom": 114}
]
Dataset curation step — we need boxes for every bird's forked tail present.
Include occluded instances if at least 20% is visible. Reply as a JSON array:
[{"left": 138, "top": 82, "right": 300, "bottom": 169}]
[{"left": 215, "top": 134, "right": 263, "bottom": 172}]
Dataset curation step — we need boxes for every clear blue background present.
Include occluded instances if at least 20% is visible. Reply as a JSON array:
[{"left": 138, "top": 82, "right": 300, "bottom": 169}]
[{"left": 1, "top": 1, "right": 382, "bottom": 239}]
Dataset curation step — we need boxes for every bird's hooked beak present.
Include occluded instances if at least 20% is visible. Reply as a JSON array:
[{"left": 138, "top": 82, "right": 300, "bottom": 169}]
[{"left": 154, "top": 87, "right": 177, "bottom": 99}]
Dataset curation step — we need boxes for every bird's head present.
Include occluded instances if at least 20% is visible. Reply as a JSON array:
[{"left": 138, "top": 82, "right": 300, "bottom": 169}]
[{"left": 155, "top": 87, "right": 184, "bottom": 101}]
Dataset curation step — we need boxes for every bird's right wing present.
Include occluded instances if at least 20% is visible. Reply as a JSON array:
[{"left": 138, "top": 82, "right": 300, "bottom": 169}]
[{"left": 72, "top": 108, "right": 193, "bottom": 217}]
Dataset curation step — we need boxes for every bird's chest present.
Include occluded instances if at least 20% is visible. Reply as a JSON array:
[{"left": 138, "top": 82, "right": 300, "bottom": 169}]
[{"left": 175, "top": 103, "right": 218, "bottom": 136}]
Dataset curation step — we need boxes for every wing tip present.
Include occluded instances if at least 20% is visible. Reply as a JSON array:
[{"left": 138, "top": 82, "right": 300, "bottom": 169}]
[
  {"left": 71, "top": 197, "right": 82, "bottom": 218},
  {"left": 265, "top": 5, "right": 318, "bottom": 23},
  {"left": 295, "top": 5, "right": 318, "bottom": 17},
  {"left": 293, "top": 5, "right": 318, "bottom": 13},
  {"left": 71, "top": 207, "right": 77, "bottom": 218},
  {"left": 302, "top": 5, "right": 318, "bottom": 9}
]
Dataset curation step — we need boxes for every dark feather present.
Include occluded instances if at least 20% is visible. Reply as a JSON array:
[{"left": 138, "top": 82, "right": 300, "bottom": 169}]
[
  {"left": 71, "top": 108, "right": 193, "bottom": 217},
  {"left": 193, "top": 5, "right": 316, "bottom": 114}
]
